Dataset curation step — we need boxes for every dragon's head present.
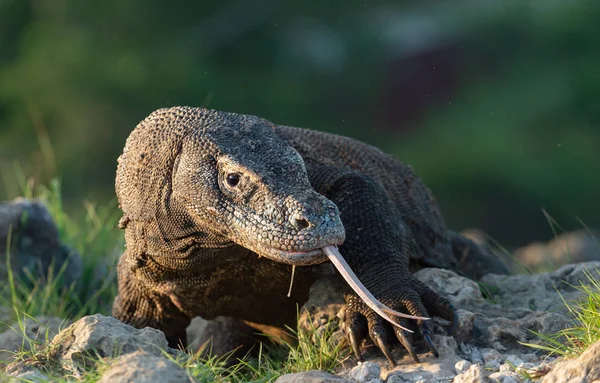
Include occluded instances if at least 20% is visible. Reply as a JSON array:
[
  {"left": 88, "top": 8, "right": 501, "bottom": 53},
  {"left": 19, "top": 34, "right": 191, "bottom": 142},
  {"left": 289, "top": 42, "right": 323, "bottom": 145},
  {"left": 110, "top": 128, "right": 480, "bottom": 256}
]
[{"left": 116, "top": 106, "right": 345, "bottom": 265}]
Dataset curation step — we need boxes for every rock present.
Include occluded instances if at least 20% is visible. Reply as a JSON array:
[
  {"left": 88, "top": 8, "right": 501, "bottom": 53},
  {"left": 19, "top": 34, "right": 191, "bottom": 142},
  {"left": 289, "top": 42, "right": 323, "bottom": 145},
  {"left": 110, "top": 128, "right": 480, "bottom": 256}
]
[
  {"left": 98, "top": 350, "right": 189, "bottom": 383},
  {"left": 384, "top": 374, "right": 412, "bottom": 383},
  {"left": 50, "top": 314, "right": 172, "bottom": 370},
  {"left": 452, "top": 309, "right": 475, "bottom": 343},
  {"left": 413, "top": 268, "right": 485, "bottom": 310},
  {"left": 505, "top": 354, "right": 524, "bottom": 367},
  {"left": 6, "top": 368, "right": 49, "bottom": 382},
  {"left": 186, "top": 315, "right": 263, "bottom": 360},
  {"left": 515, "top": 230, "right": 600, "bottom": 272},
  {"left": 473, "top": 310, "right": 570, "bottom": 353},
  {"left": 481, "top": 348, "right": 505, "bottom": 369},
  {"left": 0, "top": 316, "right": 68, "bottom": 366},
  {"left": 487, "top": 371, "right": 521, "bottom": 383},
  {"left": 298, "top": 272, "right": 346, "bottom": 332},
  {"left": 540, "top": 339, "right": 600, "bottom": 383},
  {"left": 454, "top": 359, "right": 472, "bottom": 374},
  {"left": 275, "top": 370, "right": 352, "bottom": 383},
  {"left": 453, "top": 364, "right": 492, "bottom": 383},
  {"left": 0, "top": 198, "right": 82, "bottom": 287},
  {"left": 347, "top": 362, "right": 382, "bottom": 383},
  {"left": 481, "top": 262, "right": 600, "bottom": 314},
  {"left": 5, "top": 314, "right": 177, "bottom": 377}
]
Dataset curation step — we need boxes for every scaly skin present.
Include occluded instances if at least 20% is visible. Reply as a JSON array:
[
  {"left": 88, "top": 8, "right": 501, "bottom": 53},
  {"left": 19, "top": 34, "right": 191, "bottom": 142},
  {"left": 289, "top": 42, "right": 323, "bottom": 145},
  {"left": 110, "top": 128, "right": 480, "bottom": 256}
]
[{"left": 112, "top": 107, "right": 506, "bottom": 364}]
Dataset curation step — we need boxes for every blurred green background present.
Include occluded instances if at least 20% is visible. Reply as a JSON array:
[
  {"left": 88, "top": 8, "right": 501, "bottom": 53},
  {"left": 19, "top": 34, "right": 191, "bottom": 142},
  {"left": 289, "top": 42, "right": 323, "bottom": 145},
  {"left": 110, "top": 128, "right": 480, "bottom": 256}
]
[{"left": 0, "top": 0, "right": 598, "bottom": 248}]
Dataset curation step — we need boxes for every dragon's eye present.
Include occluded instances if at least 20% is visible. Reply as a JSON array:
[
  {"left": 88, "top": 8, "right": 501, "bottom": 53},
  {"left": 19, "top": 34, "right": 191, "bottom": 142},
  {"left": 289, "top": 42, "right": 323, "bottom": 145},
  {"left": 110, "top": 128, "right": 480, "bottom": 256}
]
[{"left": 226, "top": 173, "right": 241, "bottom": 187}]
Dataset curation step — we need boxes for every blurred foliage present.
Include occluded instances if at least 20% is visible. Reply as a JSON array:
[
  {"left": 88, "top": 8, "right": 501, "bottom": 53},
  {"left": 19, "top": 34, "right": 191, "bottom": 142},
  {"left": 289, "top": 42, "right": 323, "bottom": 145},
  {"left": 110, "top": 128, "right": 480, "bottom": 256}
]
[{"left": 0, "top": 0, "right": 599, "bottom": 247}]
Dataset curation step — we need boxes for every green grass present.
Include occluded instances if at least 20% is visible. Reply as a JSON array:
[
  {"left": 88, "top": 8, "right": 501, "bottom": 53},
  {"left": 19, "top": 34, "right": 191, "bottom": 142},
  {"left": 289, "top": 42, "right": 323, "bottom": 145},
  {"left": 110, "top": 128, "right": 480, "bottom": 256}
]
[
  {"left": 1, "top": 178, "right": 122, "bottom": 324},
  {"left": 521, "top": 267, "right": 600, "bottom": 359}
]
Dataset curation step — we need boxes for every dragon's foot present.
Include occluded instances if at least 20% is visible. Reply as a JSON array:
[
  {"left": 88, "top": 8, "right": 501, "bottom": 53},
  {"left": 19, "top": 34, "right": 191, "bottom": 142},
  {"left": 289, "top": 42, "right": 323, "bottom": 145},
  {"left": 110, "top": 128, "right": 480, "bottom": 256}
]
[{"left": 343, "top": 277, "right": 457, "bottom": 365}]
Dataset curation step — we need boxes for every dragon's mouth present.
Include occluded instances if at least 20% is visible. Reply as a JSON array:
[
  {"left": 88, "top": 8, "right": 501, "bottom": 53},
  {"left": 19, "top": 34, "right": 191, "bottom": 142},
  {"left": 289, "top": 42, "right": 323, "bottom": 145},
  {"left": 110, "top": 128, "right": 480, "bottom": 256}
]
[{"left": 262, "top": 242, "right": 340, "bottom": 266}]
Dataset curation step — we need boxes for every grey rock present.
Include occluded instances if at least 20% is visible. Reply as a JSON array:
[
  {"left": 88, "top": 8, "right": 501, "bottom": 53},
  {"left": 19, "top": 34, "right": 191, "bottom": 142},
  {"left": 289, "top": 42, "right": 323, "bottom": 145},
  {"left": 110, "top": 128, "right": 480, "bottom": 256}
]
[
  {"left": 6, "top": 314, "right": 176, "bottom": 378},
  {"left": 98, "top": 350, "right": 189, "bottom": 383},
  {"left": 51, "top": 314, "right": 172, "bottom": 370},
  {"left": 378, "top": 347, "right": 461, "bottom": 383},
  {"left": 186, "top": 315, "right": 262, "bottom": 360},
  {"left": 540, "top": 339, "right": 600, "bottom": 383},
  {"left": 0, "top": 316, "right": 68, "bottom": 366},
  {"left": 488, "top": 372, "right": 522, "bottom": 383},
  {"left": 413, "top": 268, "right": 485, "bottom": 310},
  {"left": 481, "top": 261, "right": 600, "bottom": 314},
  {"left": 452, "top": 309, "right": 475, "bottom": 343},
  {"left": 482, "top": 348, "right": 505, "bottom": 369},
  {"left": 514, "top": 230, "right": 600, "bottom": 272},
  {"left": 459, "top": 343, "right": 484, "bottom": 364},
  {"left": 0, "top": 198, "right": 82, "bottom": 287},
  {"left": 454, "top": 360, "right": 472, "bottom": 374},
  {"left": 505, "top": 354, "right": 524, "bottom": 367},
  {"left": 453, "top": 364, "right": 492, "bottom": 383},
  {"left": 298, "top": 271, "right": 346, "bottom": 332},
  {"left": 7, "top": 368, "right": 49, "bottom": 382},
  {"left": 384, "top": 374, "right": 412, "bottom": 383},
  {"left": 275, "top": 370, "right": 352, "bottom": 383},
  {"left": 474, "top": 310, "right": 569, "bottom": 353},
  {"left": 347, "top": 361, "right": 382, "bottom": 383}
]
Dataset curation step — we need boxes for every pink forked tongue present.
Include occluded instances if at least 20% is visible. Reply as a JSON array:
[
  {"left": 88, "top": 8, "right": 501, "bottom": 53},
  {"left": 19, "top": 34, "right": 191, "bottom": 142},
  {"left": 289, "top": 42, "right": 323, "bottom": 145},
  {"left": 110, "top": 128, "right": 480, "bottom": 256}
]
[{"left": 322, "top": 245, "right": 429, "bottom": 333}]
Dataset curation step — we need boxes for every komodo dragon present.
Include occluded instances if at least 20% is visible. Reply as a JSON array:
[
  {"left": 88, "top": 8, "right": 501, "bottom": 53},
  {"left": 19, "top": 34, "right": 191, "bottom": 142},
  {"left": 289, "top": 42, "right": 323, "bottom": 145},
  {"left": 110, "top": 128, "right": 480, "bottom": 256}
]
[{"left": 112, "top": 106, "right": 507, "bottom": 364}]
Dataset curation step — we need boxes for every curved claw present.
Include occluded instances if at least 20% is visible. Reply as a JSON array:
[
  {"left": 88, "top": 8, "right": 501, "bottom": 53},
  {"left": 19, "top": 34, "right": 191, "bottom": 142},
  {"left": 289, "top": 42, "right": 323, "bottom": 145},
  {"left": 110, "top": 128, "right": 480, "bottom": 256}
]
[
  {"left": 395, "top": 327, "right": 420, "bottom": 363},
  {"left": 323, "top": 246, "right": 429, "bottom": 332},
  {"left": 421, "top": 324, "right": 439, "bottom": 358},
  {"left": 447, "top": 306, "right": 459, "bottom": 336},
  {"left": 348, "top": 330, "right": 364, "bottom": 363},
  {"left": 372, "top": 330, "right": 396, "bottom": 366}
]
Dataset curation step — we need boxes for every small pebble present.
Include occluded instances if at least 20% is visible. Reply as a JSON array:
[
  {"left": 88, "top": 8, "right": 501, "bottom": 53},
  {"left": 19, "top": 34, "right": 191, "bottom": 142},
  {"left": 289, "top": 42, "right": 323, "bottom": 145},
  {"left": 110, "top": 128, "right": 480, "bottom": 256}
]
[{"left": 454, "top": 359, "right": 472, "bottom": 374}]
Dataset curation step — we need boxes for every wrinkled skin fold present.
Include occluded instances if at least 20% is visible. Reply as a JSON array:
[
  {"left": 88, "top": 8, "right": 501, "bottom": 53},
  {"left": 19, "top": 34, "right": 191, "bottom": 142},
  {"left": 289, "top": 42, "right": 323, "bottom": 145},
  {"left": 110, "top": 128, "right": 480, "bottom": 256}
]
[{"left": 112, "top": 106, "right": 490, "bottom": 366}]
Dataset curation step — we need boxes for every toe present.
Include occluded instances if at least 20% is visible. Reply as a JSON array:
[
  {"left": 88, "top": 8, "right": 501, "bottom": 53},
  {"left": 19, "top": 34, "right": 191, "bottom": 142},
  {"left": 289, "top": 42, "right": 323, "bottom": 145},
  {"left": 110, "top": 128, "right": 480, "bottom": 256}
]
[
  {"left": 394, "top": 321, "right": 420, "bottom": 363},
  {"left": 346, "top": 313, "right": 367, "bottom": 362},
  {"left": 367, "top": 316, "right": 396, "bottom": 366},
  {"left": 344, "top": 296, "right": 368, "bottom": 363},
  {"left": 415, "top": 280, "right": 458, "bottom": 335}
]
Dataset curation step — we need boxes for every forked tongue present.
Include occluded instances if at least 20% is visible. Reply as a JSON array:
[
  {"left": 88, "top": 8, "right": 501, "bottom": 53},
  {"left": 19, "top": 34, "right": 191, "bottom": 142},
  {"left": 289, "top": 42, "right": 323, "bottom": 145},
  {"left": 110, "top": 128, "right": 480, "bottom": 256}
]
[{"left": 322, "top": 245, "right": 429, "bottom": 333}]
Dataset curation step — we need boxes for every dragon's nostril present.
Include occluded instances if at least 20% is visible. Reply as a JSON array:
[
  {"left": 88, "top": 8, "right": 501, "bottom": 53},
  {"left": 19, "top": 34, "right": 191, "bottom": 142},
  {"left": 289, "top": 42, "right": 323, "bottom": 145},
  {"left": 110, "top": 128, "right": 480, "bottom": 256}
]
[{"left": 294, "top": 218, "right": 310, "bottom": 230}]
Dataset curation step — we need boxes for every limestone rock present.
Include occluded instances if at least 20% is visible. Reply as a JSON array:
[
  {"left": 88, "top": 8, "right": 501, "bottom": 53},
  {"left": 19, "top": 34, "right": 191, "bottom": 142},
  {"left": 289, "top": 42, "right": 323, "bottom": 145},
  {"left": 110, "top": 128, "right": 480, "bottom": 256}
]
[
  {"left": 481, "top": 261, "right": 600, "bottom": 313},
  {"left": 6, "top": 368, "right": 49, "bottom": 382},
  {"left": 454, "top": 359, "right": 472, "bottom": 374},
  {"left": 413, "top": 268, "right": 485, "bottom": 310},
  {"left": 5, "top": 314, "right": 176, "bottom": 378},
  {"left": 98, "top": 350, "right": 190, "bottom": 383},
  {"left": 275, "top": 370, "right": 352, "bottom": 383},
  {"left": 487, "top": 371, "right": 521, "bottom": 383},
  {"left": 0, "top": 316, "right": 68, "bottom": 366},
  {"left": 347, "top": 361, "right": 382, "bottom": 383},
  {"left": 541, "top": 339, "right": 600, "bottom": 383},
  {"left": 453, "top": 364, "right": 492, "bottom": 383}
]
